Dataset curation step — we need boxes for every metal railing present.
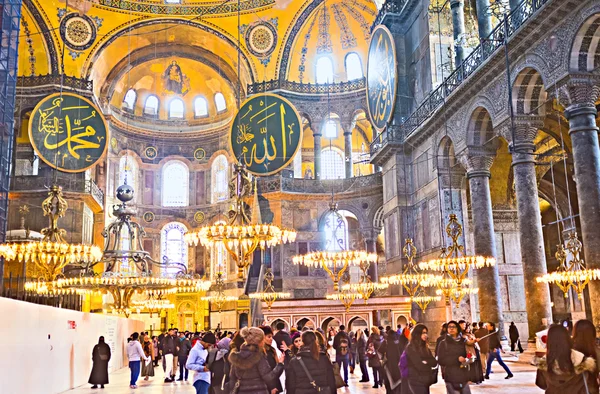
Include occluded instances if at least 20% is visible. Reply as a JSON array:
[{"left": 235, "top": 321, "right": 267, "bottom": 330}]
[
  {"left": 1, "top": 273, "right": 82, "bottom": 311},
  {"left": 16, "top": 74, "right": 93, "bottom": 92},
  {"left": 12, "top": 174, "right": 104, "bottom": 207},
  {"left": 247, "top": 78, "right": 366, "bottom": 95},
  {"left": 370, "top": 0, "right": 550, "bottom": 156},
  {"left": 371, "top": 0, "right": 409, "bottom": 31},
  {"left": 258, "top": 172, "right": 382, "bottom": 194}
]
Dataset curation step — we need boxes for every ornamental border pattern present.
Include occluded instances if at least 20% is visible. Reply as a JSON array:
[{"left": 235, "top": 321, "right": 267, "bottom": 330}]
[
  {"left": 96, "top": 0, "right": 275, "bottom": 16},
  {"left": 23, "top": 0, "right": 59, "bottom": 74}
]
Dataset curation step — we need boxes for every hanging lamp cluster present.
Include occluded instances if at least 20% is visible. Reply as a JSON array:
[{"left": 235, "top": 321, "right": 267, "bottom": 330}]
[
  {"left": 341, "top": 254, "right": 388, "bottom": 303},
  {"left": 202, "top": 272, "right": 238, "bottom": 312},
  {"left": 249, "top": 268, "right": 291, "bottom": 311},
  {"left": 185, "top": 164, "right": 296, "bottom": 280}
]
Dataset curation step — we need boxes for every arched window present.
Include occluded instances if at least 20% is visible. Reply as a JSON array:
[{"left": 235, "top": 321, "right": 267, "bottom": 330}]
[
  {"left": 144, "top": 95, "right": 159, "bottom": 116},
  {"left": 214, "top": 93, "right": 227, "bottom": 112},
  {"left": 323, "top": 119, "right": 337, "bottom": 138},
  {"left": 169, "top": 98, "right": 185, "bottom": 119},
  {"left": 160, "top": 222, "right": 188, "bottom": 275},
  {"left": 194, "top": 97, "right": 209, "bottom": 118},
  {"left": 323, "top": 210, "right": 348, "bottom": 251},
  {"left": 321, "top": 148, "right": 345, "bottom": 179},
  {"left": 345, "top": 53, "right": 363, "bottom": 81},
  {"left": 211, "top": 155, "right": 229, "bottom": 203},
  {"left": 316, "top": 57, "right": 334, "bottom": 84},
  {"left": 211, "top": 221, "right": 228, "bottom": 280},
  {"left": 118, "top": 155, "right": 137, "bottom": 201},
  {"left": 122, "top": 89, "right": 137, "bottom": 110},
  {"left": 162, "top": 160, "right": 189, "bottom": 207}
]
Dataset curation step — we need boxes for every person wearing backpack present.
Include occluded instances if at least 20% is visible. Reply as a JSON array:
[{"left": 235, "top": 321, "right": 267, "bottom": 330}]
[
  {"left": 401, "top": 324, "right": 437, "bottom": 394},
  {"left": 333, "top": 324, "right": 350, "bottom": 386},
  {"left": 89, "top": 336, "right": 111, "bottom": 389},
  {"left": 285, "top": 331, "right": 336, "bottom": 394}
]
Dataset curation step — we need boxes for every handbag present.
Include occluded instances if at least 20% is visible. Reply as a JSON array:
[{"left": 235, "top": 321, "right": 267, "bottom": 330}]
[{"left": 297, "top": 357, "right": 331, "bottom": 393}]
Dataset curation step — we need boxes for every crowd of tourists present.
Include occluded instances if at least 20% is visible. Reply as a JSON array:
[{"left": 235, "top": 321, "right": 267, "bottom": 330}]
[{"left": 86, "top": 318, "right": 600, "bottom": 394}]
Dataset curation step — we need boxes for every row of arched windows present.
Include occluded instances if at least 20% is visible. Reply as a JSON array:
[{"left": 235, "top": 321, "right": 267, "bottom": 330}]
[
  {"left": 118, "top": 154, "right": 230, "bottom": 208},
  {"left": 122, "top": 89, "right": 227, "bottom": 118},
  {"left": 316, "top": 52, "right": 363, "bottom": 84}
]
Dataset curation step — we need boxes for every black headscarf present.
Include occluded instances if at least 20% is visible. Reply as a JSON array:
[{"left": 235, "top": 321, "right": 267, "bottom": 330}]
[{"left": 98, "top": 336, "right": 105, "bottom": 344}]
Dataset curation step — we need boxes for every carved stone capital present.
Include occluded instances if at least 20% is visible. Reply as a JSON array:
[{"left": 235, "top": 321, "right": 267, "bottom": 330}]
[
  {"left": 555, "top": 74, "right": 600, "bottom": 112},
  {"left": 464, "top": 155, "right": 494, "bottom": 178},
  {"left": 510, "top": 116, "right": 544, "bottom": 147}
]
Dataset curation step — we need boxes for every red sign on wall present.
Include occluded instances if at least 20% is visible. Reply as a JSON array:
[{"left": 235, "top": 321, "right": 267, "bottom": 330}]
[{"left": 67, "top": 320, "right": 77, "bottom": 330}]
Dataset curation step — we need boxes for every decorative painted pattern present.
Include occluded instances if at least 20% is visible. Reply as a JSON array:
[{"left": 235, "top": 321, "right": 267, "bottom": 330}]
[
  {"left": 317, "top": 5, "right": 332, "bottom": 54},
  {"left": 23, "top": 0, "right": 59, "bottom": 74},
  {"left": 331, "top": 3, "right": 356, "bottom": 50},
  {"left": 340, "top": 2, "right": 370, "bottom": 41},
  {"left": 298, "top": 14, "right": 318, "bottom": 83},
  {"left": 96, "top": 0, "right": 275, "bottom": 16},
  {"left": 243, "top": 18, "right": 278, "bottom": 65},
  {"left": 21, "top": 17, "right": 36, "bottom": 76}
]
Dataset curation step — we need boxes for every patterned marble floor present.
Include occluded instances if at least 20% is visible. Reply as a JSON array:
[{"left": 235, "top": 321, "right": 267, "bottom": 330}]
[{"left": 64, "top": 357, "right": 541, "bottom": 394}]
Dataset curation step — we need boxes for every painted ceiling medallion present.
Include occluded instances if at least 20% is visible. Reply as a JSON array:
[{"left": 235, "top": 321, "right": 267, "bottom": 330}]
[
  {"left": 60, "top": 13, "right": 97, "bottom": 51},
  {"left": 245, "top": 22, "right": 277, "bottom": 59}
]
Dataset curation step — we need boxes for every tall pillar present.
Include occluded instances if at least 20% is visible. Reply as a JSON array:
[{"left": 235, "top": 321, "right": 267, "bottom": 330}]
[
  {"left": 450, "top": 0, "right": 466, "bottom": 67},
  {"left": 313, "top": 129, "right": 322, "bottom": 180},
  {"left": 562, "top": 77, "right": 600, "bottom": 326},
  {"left": 464, "top": 149, "right": 504, "bottom": 331},
  {"left": 476, "top": 0, "right": 492, "bottom": 40},
  {"left": 510, "top": 120, "right": 552, "bottom": 340},
  {"left": 344, "top": 130, "right": 353, "bottom": 179}
]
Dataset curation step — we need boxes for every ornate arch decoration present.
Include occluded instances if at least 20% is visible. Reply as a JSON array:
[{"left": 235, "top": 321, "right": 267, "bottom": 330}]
[
  {"left": 23, "top": 0, "right": 59, "bottom": 74},
  {"left": 466, "top": 107, "right": 495, "bottom": 147},
  {"left": 82, "top": 18, "right": 256, "bottom": 84},
  {"left": 569, "top": 13, "right": 600, "bottom": 72},
  {"left": 511, "top": 67, "right": 549, "bottom": 117},
  {"left": 436, "top": 135, "right": 458, "bottom": 171},
  {"left": 295, "top": 317, "right": 316, "bottom": 328}
]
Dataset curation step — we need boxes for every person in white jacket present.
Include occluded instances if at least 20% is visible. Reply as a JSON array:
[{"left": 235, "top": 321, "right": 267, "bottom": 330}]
[
  {"left": 127, "top": 332, "right": 150, "bottom": 389},
  {"left": 186, "top": 332, "right": 217, "bottom": 394}
]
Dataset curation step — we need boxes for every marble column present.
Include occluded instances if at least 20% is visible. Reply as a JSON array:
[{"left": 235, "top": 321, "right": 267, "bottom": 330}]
[
  {"left": 476, "top": 0, "right": 492, "bottom": 40},
  {"left": 511, "top": 120, "right": 552, "bottom": 340},
  {"left": 562, "top": 78, "right": 600, "bottom": 327},
  {"left": 313, "top": 128, "right": 322, "bottom": 180},
  {"left": 465, "top": 150, "right": 504, "bottom": 330},
  {"left": 344, "top": 130, "right": 353, "bottom": 179},
  {"left": 450, "top": 0, "right": 466, "bottom": 67}
]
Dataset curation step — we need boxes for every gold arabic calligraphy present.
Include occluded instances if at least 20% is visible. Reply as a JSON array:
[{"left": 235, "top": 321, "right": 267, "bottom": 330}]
[
  {"left": 369, "top": 32, "right": 394, "bottom": 125},
  {"left": 236, "top": 100, "right": 296, "bottom": 169},
  {"left": 37, "top": 98, "right": 102, "bottom": 161}
]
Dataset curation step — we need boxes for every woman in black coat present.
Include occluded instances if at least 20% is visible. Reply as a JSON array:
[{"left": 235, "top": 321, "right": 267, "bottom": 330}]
[
  {"left": 367, "top": 327, "right": 383, "bottom": 388},
  {"left": 380, "top": 330, "right": 406, "bottom": 393},
  {"left": 260, "top": 326, "right": 284, "bottom": 393},
  {"left": 356, "top": 329, "right": 370, "bottom": 382},
  {"left": 228, "top": 327, "right": 284, "bottom": 394},
  {"left": 404, "top": 324, "right": 438, "bottom": 394},
  {"left": 89, "top": 336, "right": 111, "bottom": 389},
  {"left": 437, "top": 321, "right": 471, "bottom": 394},
  {"left": 285, "top": 331, "right": 336, "bottom": 394}
]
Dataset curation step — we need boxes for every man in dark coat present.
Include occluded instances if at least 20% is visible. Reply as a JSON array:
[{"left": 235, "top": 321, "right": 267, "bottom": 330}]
[
  {"left": 509, "top": 322, "right": 524, "bottom": 353},
  {"left": 89, "top": 336, "right": 111, "bottom": 389},
  {"left": 273, "top": 322, "right": 292, "bottom": 349},
  {"left": 177, "top": 332, "right": 192, "bottom": 381},
  {"left": 333, "top": 325, "right": 350, "bottom": 386}
]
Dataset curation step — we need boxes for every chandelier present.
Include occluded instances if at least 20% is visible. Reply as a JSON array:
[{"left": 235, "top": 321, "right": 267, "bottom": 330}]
[
  {"left": 537, "top": 232, "right": 600, "bottom": 300},
  {"left": 293, "top": 203, "right": 377, "bottom": 290},
  {"left": 48, "top": 183, "right": 211, "bottom": 317},
  {"left": 249, "top": 268, "right": 290, "bottom": 311},
  {"left": 0, "top": 185, "right": 102, "bottom": 288},
  {"left": 419, "top": 214, "right": 492, "bottom": 303},
  {"left": 381, "top": 238, "right": 442, "bottom": 311},
  {"left": 132, "top": 296, "right": 175, "bottom": 317},
  {"left": 185, "top": 164, "right": 296, "bottom": 280},
  {"left": 341, "top": 253, "right": 388, "bottom": 303},
  {"left": 202, "top": 272, "right": 238, "bottom": 312}
]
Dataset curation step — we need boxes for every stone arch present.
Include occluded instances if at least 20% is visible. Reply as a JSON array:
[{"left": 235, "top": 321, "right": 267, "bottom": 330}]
[
  {"left": 396, "top": 315, "right": 409, "bottom": 327},
  {"left": 512, "top": 67, "right": 548, "bottom": 116},
  {"left": 372, "top": 205, "right": 384, "bottom": 230},
  {"left": 270, "top": 318, "right": 291, "bottom": 330},
  {"left": 569, "top": 13, "right": 600, "bottom": 72},
  {"left": 347, "top": 315, "right": 369, "bottom": 331},
  {"left": 466, "top": 107, "right": 495, "bottom": 147},
  {"left": 321, "top": 316, "right": 342, "bottom": 331},
  {"left": 296, "top": 317, "right": 316, "bottom": 330},
  {"left": 437, "top": 135, "right": 458, "bottom": 170}
]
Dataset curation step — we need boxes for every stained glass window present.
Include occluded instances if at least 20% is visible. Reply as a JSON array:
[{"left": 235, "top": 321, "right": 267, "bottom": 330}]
[
  {"left": 211, "top": 155, "right": 229, "bottom": 203},
  {"left": 162, "top": 160, "right": 189, "bottom": 207},
  {"left": 161, "top": 222, "right": 188, "bottom": 275},
  {"left": 323, "top": 210, "right": 348, "bottom": 251}
]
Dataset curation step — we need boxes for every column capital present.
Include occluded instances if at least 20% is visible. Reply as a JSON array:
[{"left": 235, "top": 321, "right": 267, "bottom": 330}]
[
  {"left": 463, "top": 154, "right": 494, "bottom": 179},
  {"left": 554, "top": 74, "right": 600, "bottom": 113},
  {"left": 509, "top": 116, "right": 544, "bottom": 147},
  {"left": 450, "top": 0, "right": 464, "bottom": 8}
]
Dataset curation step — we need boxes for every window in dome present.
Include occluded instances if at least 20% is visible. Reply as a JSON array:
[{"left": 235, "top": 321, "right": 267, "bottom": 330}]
[
  {"left": 345, "top": 53, "right": 363, "bottom": 81},
  {"left": 161, "top": 222, "right": 188, "bottom": 275},
  {"left": 122, "top": 89, "right": 137, "bottom": 111},
  {"left": 194, "top": 96, "right": 209, "bottom": 118},
  {"left": 144, "top": 95, "right": 159, "bottom": 116},
  {"left": 211, "top": 155, "right": 229, "bottom": 203},
  {"left": 165, "top": 0, "right": 181, "bottom": 3},
  {"left": 162, "top": 160, "right": 189, "bottom": 207},
  {"left": 323, "top": 119, "right": 338, "bottom": 138},
  {"left": 169, "top": 98, "right": 185, "bottom": 119},
  {"left": 316, "top": 56, "right": 334, "bottom": 84},
  {"left": 321, "top": 147, "right": 345, "bottom": 180},
  {"left": 215, "top": 93, "right": 227, "bottom": 113}
]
